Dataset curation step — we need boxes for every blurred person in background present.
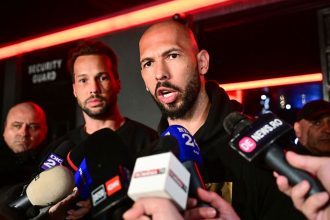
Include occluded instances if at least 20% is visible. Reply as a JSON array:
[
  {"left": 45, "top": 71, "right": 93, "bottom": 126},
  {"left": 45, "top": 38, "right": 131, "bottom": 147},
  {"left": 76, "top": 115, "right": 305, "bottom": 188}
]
[
  {"left": 0, "top": 101, "right": 48, "bottom": 190},
  {"left": 294, "top": 99, "right": 330, "bottom": 156}
]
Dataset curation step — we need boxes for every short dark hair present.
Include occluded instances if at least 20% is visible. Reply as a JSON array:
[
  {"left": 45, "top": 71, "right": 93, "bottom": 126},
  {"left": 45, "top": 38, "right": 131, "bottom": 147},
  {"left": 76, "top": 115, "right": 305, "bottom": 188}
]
[{"left": 67, "top": 40, "right": 119, "bottom": 82}]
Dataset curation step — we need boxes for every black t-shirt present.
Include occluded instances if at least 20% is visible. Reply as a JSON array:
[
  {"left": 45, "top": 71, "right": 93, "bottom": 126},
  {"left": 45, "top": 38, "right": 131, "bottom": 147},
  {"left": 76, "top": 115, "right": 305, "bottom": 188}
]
[{"left": 40, "top": 117, "right": 158, "bottom": 171}]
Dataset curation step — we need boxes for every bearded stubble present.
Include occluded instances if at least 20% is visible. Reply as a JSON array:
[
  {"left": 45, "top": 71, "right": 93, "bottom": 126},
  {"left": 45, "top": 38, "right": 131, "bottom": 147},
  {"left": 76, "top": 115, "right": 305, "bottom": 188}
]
[
  {"left": 77, "top": 94, "right": 117, "bottom": 119},
  {"left": 152, "top": 72, "right": 201, "bottom": 120}
]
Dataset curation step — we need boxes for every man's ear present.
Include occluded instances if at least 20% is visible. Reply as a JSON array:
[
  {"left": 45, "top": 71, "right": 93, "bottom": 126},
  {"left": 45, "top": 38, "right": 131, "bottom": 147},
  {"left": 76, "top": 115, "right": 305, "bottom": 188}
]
[
  {"left": 72, "top": 84, "right": 77, "bottom": 98},
  {"left": 115, "top": 79, "right": 121, "bottom": 94},
  {"left": 294, "top": 122, "right": 301, "bottom": 138},
  {"left": 197, "top": 49, "right": 210, "bottom": 76}
]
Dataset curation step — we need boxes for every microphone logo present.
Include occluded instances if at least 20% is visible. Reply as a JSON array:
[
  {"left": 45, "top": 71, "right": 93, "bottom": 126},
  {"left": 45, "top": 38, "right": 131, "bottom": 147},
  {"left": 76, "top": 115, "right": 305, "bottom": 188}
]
[
  {"left": 91, "top": 185, "right": 107, "bottom": 207},
  {"left": 239, "top": 137, "right": 256, "bottom": 153},
  {"left": 105, "top": 176, "right": 122, "bottom": 197}
]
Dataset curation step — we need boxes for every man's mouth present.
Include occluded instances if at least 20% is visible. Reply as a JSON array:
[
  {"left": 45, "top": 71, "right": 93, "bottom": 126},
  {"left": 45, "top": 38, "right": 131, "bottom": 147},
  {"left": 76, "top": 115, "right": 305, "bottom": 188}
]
[
  {"left": 87, "top": 98, "right": 103, "bottom": 107},
  {"left": 157, "top": 87, "right": 178, "bottom": 104}
]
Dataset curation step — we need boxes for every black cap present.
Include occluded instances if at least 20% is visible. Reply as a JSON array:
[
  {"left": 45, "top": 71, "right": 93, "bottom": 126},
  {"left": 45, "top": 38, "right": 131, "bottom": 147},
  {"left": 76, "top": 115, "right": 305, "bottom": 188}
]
[{"left": 296, "top": 100, "right": 330, "bottom": 121}]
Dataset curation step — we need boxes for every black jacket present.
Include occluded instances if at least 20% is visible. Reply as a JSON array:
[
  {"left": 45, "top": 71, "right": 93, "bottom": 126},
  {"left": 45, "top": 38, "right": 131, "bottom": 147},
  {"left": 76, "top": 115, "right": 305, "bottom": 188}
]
[
  {"left": 0, "top": 138, "right": 47, "bottom": 190},
  {"left": 158, "top": 81, "right": 305, "bottom": 220}
]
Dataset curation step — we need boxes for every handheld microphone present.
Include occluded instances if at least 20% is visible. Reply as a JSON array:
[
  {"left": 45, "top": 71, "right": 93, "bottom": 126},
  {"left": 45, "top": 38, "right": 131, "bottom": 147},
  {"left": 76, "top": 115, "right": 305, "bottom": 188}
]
[
  {"left": 83, "top": 128, "right": 133, "bottom": 219},
  {"left": 9, "top": 165, "right": 75, "bottom": 218},
  {"left": 161, "top": 125, "right": 209, "bottom": 207},
  {"left": 128, "top": 136, "right": 190, "bottom": 210},
  {"left": 223, "top": 112, "right": 325, "bottom": 197},
  {"left": 40, "top": 140, "right": 73, "bottom": 171}
]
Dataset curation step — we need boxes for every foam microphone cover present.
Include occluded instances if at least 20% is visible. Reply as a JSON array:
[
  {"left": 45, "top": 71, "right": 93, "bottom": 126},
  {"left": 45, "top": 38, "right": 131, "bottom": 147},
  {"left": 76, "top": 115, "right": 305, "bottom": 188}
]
[
  {"left": 83, "top": 128, "right": 133, "bottom": 218},
  {"left": 27, "top": 165, "right": 75, "bottom": 206},
  {"left": 152, "top": 135, "right": 180, "bottom": 155},
  {"left": 223, "top": 112, "right": 253, "bottom": 136}
]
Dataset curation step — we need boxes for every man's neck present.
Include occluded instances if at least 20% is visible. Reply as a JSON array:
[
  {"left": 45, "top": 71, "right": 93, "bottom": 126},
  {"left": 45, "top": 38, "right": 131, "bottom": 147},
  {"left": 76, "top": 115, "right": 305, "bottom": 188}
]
[
  {"left": 83, "top": 108, "right": 125, "bottom": 134},
  {"left": 168, "top": 87, "right": 210, "bottom": 135}
]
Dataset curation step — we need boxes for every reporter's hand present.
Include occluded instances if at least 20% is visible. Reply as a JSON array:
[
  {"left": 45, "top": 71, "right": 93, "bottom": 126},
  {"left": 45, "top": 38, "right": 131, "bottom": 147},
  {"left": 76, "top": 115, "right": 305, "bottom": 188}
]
[
  {"left": 184, "top": 188, "right": 240, "bottom": 220},
  {"left": 123, "top": 197, "right": 184, "bottom": 220},
  {"left": 66, "top": 199, "right": 91, "bottom": 220},
  {"left": 48, "top": 188, "right": 79, "bottom": 219},
  {"left": 274, "top": 151, "right": 330, "bottom": 220}
]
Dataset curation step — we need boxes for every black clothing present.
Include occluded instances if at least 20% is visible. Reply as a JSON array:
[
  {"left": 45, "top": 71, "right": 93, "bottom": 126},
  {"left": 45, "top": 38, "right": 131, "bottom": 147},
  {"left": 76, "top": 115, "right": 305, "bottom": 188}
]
[
  {"left": 158, "top": 81, "right": 305, "bottom": 220},
  {"left": 42, "top": 117, "right": 158, "bottom": 166},
  {"left": 0, "top": 138, "right": 47, "bottom": 190},
  {"left": 37, "top": 117, "right": 158, "bottom": 220},
  {"left": 0, "top": 138, "right": 47, "bottom": 220}
]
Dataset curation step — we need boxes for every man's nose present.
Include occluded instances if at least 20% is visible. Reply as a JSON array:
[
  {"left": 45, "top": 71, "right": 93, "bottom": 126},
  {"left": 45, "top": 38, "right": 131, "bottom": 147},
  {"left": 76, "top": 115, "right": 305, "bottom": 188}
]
[
  {"left": 89, "top": 80, "right": 101, "bottom": 95},
  {"left": 155, "top": 61, "right": 169, "bottom": 81}
]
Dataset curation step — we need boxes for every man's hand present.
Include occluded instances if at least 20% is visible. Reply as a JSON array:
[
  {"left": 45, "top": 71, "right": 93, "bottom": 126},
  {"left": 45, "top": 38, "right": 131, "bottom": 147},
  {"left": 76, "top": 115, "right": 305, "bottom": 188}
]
[
  {"left": 274, "top": 151, "right": 330, "bottom": 220},
  {"left": 184, "top": 188, "right": 240, "bottom": 220},
  {"left": 123, "top": 197, "right": 184, "bottom": 220}
]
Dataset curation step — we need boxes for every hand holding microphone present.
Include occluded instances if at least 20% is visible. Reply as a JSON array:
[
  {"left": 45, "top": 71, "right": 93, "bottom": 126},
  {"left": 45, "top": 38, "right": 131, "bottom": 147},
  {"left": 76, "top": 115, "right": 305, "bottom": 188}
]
[
  {"left": 9, "top": 165, "right": 75, "bottom": 218},
  {"left": 274, "top": 152, "right": 330, "bottom": 220},
  {"left": 223, "top": 112, "right": 326, "bottom": 197}
]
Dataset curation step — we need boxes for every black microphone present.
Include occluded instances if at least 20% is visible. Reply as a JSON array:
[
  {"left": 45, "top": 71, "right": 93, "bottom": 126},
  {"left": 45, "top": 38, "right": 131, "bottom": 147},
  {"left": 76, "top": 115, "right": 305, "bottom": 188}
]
[
  {"left": 40, "top": 140, "right": 73, "bottom": 171},
  {"left": 83, "top": 128, "right": 134, "bottom": 219},
  {"left": 66, "top": 143, "right": 85, "bottom": 172},
  {"left": 223, "top": 112, "right": 325, "bottom": 197}
]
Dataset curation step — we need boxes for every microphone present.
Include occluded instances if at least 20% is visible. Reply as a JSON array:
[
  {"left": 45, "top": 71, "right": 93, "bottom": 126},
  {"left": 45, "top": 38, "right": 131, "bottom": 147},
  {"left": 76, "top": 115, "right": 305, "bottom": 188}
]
[
  {"left": 223, "top": 112, "right": 325, "bottom": 197},
  {"left": 128, "top": 136, "right": 190, "bottom": 210},
  {"left": 160, "top": 125, "right": 209, "bottom": 207},
  {"left": 40, "top": 140, "right": 73, "bottom": 171},
  {"left": 9, "top": 165, "right": 75, "bottom": 218},
  {"left": 83, "top": 128, "right": 134, "bottom": 219}
]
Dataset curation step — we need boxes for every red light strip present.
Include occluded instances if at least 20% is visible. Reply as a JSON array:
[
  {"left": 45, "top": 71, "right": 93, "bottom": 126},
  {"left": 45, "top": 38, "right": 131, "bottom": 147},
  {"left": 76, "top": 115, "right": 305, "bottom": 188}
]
[
  {"left": 220, "top": 73, "right": 322, "bottom": 91},
  {"left": 0, "top": 0, "right": 231, "bottom": 60}
]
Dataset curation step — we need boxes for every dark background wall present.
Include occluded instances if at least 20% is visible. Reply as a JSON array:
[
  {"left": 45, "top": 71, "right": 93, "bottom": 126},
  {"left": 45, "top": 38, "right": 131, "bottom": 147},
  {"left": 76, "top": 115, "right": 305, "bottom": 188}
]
[{"left": 1, "top": 1, "right": 330, "bottom": 141}]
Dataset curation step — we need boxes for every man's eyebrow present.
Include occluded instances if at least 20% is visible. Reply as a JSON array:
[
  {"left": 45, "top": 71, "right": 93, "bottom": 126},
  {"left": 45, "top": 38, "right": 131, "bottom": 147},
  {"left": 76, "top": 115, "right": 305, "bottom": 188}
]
[
  {"left": 140, "top": 48, "right": 182, "bottom": 64},
  {"left": 162, "top": 48, "right": 182, "bottom": 56},
  {"left": 140, "top": 57, "right": 153, "bottom": 65}
]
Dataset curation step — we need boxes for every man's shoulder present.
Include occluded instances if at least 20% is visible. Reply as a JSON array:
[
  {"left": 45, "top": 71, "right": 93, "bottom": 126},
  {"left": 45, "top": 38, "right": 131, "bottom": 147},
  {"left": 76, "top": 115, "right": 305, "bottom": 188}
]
[{"left": 123, "top": 118, "right": 158, "bottom": 135}]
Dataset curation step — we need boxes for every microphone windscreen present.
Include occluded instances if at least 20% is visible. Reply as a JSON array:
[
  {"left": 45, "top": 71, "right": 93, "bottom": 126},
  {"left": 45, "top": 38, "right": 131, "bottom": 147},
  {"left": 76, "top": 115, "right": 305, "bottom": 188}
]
[
  {"left": 26, "top": 165, "right": 75, "bottom": 206},
  {"left": 53, "top": 140, "right": 74, "bottom": 158},
  {"left": 153, "top": 135, "right": 180, "bottom": 155},
  {"left": 83, "top": 128, "right": 133, "bottom": 183},
  {"left": 66, "top": 145, "right": 85, "bottom": 172},
  {"left": 83, "top": 128, "right": 133, "bottom": 218},
  {"left": 223, "top": 112, "right": 253, "bottom": 136}
]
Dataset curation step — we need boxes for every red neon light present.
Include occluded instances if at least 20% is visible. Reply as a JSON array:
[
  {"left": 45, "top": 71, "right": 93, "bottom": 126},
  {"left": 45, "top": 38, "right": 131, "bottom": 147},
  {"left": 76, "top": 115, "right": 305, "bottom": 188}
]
[
  {"left": 0, "top": 0, "right": 231, "bottom": 60},
  {"left": 220, "top": 73, "right": 322, "bottom": 91},
  {"left": 227, "top": 90, "right": 243, "bottom": 103}
]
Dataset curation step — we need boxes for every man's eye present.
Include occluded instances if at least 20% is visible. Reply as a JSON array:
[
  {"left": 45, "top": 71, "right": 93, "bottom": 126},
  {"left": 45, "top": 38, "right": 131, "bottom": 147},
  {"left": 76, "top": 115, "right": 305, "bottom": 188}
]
[
  {"left": 168, "top": 53, "right": 179, "bottom": 59},
  {"left": 78, "top": 78, "right": 86, "bottom": 83},
  {"left": 28, "top": 124, "right": 40, "bottom": 130},
  {"left": 12, "top": 124, "right": 21, "bottom": 129},
  {"left": 99, "top": 75, "right": 109, "bottom": 81},
  {"left": 143, "top": 61, "right": 152, "bottom": 69},
  {"left": 313, "top": 120, "right": 321, "bottom": 126}
]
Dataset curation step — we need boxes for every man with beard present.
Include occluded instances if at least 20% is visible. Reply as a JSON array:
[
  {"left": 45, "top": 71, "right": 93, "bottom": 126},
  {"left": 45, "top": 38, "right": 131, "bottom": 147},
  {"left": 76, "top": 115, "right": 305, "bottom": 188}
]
[
  {"left": 42, "top": 40, "right": 158, "bottom": 219},
  {"left": 294, "top": 99, "right": 330, "bottom": 156},
  {"left": 137, "top": 20, "right": 305, "bottom": 219}
]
